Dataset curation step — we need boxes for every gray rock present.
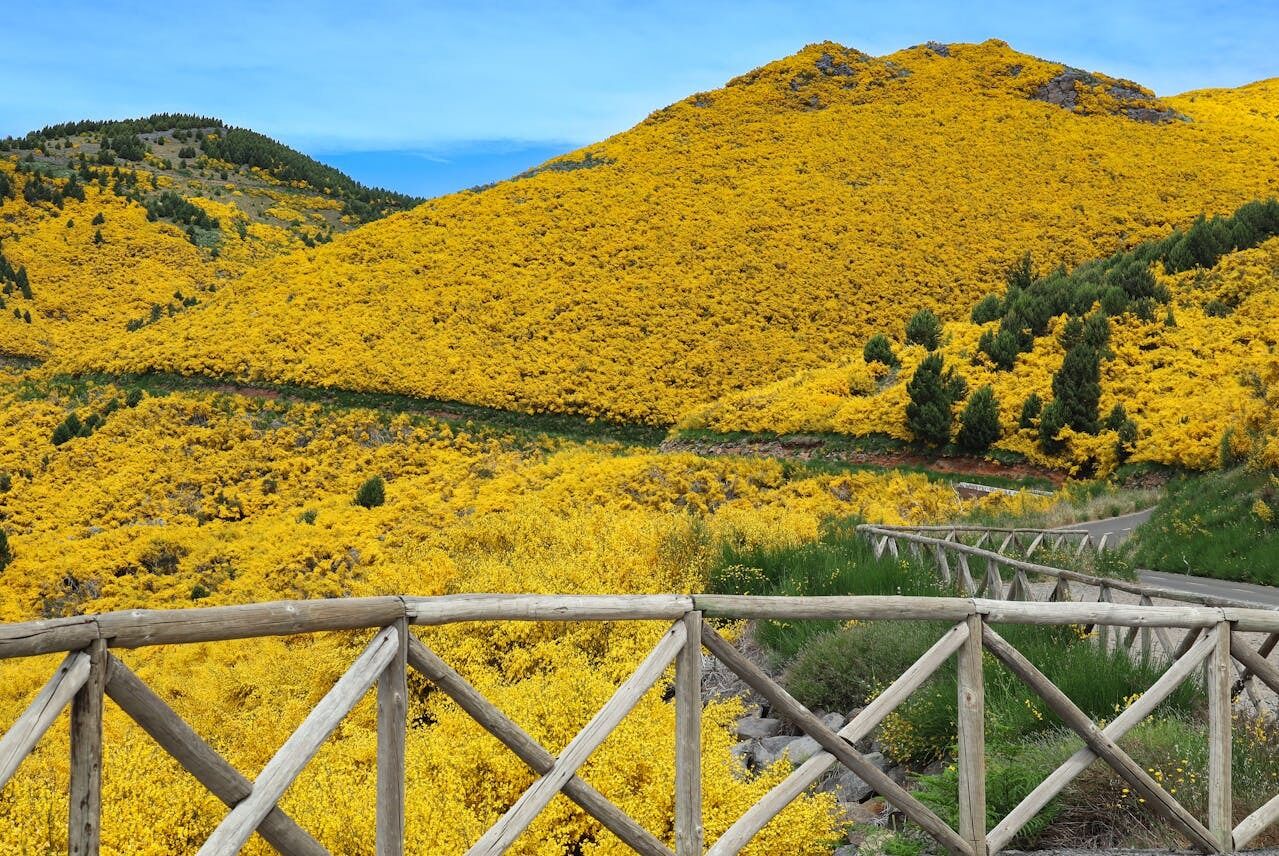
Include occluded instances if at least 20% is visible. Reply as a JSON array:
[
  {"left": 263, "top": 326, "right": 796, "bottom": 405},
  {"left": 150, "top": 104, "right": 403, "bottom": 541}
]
[
  {"left": 821, "top": 711, "right": 845, "bottom": 732},
  {"left": 734, "top": 716, "right": 782, "bottom": 740},
  {"left": 785, "top": 735, "right": 823, "bottom": 765},
  {"left": 821, "top": 766, "right": 875, "bottom": 803},
  {"left": 864, "top": 750, "right": 892, "bottom": 771},
  {"left": 752, "top": 735, "right": 798, "bottom": 767}
]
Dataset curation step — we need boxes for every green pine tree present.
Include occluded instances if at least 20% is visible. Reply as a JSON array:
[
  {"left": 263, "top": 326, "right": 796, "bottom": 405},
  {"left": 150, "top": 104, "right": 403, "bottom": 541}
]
[
  {"left": 904, "top": 309, "right": 942, "bottom": 350},
  {"left": 862, "top": 333, "right": 898, "bottom": 367},
  {"left": 1051, "top": 345, "right": 1102, "bottom": 434},
  {"left": 906, "top": 353, "right": 962, "bottom": 446},
  {"left": 956, "top": 386, "right": 1000, "bottom": 452}
]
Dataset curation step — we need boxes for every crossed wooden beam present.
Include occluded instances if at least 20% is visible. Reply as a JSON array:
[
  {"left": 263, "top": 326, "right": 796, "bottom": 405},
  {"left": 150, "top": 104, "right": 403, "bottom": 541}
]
[{"left": 0, "top": 613, "right": 1273, "bottom": 854}]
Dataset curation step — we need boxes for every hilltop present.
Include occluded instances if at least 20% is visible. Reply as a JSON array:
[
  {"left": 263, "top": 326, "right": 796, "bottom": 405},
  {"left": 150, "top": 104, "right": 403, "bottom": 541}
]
[
  {"left": 0, "top": 115, "right": 420, "bottom": 357},
  {"left": 60, "top": 40, "right": 1279, "bottom": 423}
]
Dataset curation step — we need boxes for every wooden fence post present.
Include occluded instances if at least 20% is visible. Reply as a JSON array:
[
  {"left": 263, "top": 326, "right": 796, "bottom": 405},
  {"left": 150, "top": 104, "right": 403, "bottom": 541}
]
[
  {"left": 675, "top": 611, "right": 702, "bottom": 856},
  {"left": 1209, "top": 621, "right": 1233, "bottom": 853},
  {"left": 377, "top": 618, "right": 408, "bottom": 856},
  {"left": 958, "top": 614, "right": 987, "bottom": 856},
  {"left": 69, "top": 637, "right": 106, "bottom": 856}
]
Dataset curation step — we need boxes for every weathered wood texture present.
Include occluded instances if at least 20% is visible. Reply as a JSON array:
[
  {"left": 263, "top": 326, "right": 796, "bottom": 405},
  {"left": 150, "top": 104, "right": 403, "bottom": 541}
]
[
  {"left": 407, "top": 594, "right": 694, "bottom": 625},
  {"left": 69, "top": 638, "right": 106, "bottom": 856},
  {"left": 957, "top": 615, "right": 986, "bottom": 856},
  {"left": 103, "top": 655, "right": 329, "bottom": 856},
  {"left": 377, "top": 618, "right": 408, "bottom": 856},
  {"left": 674, "top": 612, "right": 702, "bottom": 856},
  {"left": 198, "top": 626, "right": 398, "bottom": 856},
  {"left": 0, "top": 652, "right": 90, "bottom": 789}
]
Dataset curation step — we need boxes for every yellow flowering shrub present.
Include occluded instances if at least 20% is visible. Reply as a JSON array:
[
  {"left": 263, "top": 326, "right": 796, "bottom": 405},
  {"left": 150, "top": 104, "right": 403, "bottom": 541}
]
[
  {"left": 0, "top": 375, "right": 1030, "bottom": 853},
  {"left": 55, "top": 40, "right": 1279, "bottom": 424}
]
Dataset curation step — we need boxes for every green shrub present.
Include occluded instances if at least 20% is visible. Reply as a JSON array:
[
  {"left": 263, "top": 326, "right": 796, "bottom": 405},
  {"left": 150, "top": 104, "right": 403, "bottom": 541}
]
[
  {"left": 0, "top": 528, "right": 11, "bottom": 571},
  {"left": 1051, "top": 345, "right": 1101, "bottom": 434},
  {"left": 957, "top": 385, "right": 1000, "bottom": 452},
  {"left": 904, "top": 308, "right": 942, "bottom": 350},
  {"left": 1018, "top": 393, "right": 1042, "bottom": 430},
  {"left": 971, "top": 294, "right": 1002, "bottom": 324},
  {"left": 978, "top": 327, "right": 1020, "bottom": 370},
  {"left": 354, "top": 475, "right": 385, "bottom": 509},
  {"left": 906, "top": 353, "right": 965, "bottom": 447},
  {"left": 863, "top": 333, "right": 899, "bottom": 367},
  {"left": 785, "top": 620, "right": 948, "bottom": 713}
]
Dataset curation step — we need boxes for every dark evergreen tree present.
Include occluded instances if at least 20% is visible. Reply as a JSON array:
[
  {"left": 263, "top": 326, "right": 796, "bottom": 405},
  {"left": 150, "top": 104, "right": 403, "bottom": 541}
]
[
  {"left": 1082, "top": 312, "right": 1111, "bottom": 352},
  {"left": 978, "top": 328, "right": 1020, "bottom": 371},
  {"left": 1051, "top": 345, "right": 1102, "bottom": 434},
  {"left": 1018, "top": 393, "right": 1042, "bottom": 429},
  {"left": 904, "top": 308, "right": 942, "bottom": 350},
  {"left": 1038, "top": 399, "right": 1067, "bottom": 453},
  {"left": 0, "top": 528, "right": 11, "bottom": 571},
  {"left": 956, "top": 385, "right": 1000, "bottom": 452},
  {"left": 905, "top": 353, "right": 963, "bottom": 446},
  {"left": 1059, "top": 316, "right": 1084, "bottom": 350},
  {"left": 863, "top": 333, "right": 898, "bottom": 367},
  {"left": 971, "top": 294, "right": 1002, "bottom": 324}
]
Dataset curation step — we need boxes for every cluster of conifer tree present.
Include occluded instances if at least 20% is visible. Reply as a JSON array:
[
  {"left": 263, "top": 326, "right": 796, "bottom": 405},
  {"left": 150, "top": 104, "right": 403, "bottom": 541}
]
[
  {"left": 857, "top": 197, "right": 1277, "bottom": 463},
  {"left": 974, "top": 198, "right": 1279, "bottom": 371}
]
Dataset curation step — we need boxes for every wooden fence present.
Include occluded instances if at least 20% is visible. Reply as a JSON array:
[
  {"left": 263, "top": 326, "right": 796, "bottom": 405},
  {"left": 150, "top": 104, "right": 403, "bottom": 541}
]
[
  {"left": 6, "top": 592, "right": 1279, "bottom": 854},
  {"left": 859, "top": 523, "right": 1279, "bottom": 711}
]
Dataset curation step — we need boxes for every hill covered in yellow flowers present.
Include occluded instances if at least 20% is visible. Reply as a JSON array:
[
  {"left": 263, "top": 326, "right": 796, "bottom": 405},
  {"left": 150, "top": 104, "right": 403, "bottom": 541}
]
[
  {"left": 0, "top": 117, "right": 419, "bottom": 359},
  {"left": 62, "top": 40, "right": 1279, "bottom": 424},
  {"left": 681, "top": 211, "right": 1279, "bottom": 474}
]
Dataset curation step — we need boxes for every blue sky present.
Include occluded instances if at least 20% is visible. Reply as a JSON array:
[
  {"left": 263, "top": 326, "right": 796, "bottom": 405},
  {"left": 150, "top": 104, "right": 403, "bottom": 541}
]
[{"left": 2, "top": 1, "right": 1276, "bottom": 197}]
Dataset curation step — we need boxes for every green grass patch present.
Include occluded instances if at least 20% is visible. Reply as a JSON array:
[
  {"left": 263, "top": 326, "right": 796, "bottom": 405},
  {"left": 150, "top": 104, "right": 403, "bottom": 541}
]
[
  {"left": 707, "top": 518, "right": 947, "bottom": 661},
  {"left": 1132, "top": 466, "right": 1279, "bottom": 583}
]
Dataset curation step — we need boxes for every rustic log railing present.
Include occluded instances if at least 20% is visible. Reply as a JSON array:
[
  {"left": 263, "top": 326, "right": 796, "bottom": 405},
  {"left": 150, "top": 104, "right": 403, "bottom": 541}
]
[
  {"left": 859, "top": 523, "right": 1279, "bottom": 712},
  {"left": 5, "top": 593, "right": 1279, "bottom": 854}
]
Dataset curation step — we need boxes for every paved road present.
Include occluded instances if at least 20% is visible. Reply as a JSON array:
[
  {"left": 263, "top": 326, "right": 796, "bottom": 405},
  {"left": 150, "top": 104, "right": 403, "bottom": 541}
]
[
  {"left": 1059, "top": 508, "right": 1279, "bottom": 608},
  {"left": 1062, "top": 508, "right": 1153, "bottom": 545}
]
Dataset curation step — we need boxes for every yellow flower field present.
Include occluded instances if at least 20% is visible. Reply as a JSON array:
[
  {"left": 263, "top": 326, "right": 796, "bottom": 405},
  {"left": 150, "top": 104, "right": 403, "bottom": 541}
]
[{"left": 0, "top": 374, "right": 1037, "bottom": 853}]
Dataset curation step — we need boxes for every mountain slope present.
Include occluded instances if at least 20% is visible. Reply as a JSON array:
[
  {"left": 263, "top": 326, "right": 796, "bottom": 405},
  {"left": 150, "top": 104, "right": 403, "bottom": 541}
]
[
  {"left": 682, "top": 213, "right": 1279, "bottom": 473},
  {"left": 0, "top": 116, "right": 420, "bottom": 357},
  {"left": 64, "top": 41, "right": 1279, "bottom": 423}
]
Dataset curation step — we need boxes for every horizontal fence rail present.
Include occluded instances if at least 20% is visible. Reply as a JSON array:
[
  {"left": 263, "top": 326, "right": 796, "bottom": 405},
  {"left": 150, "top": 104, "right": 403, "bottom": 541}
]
[{"left": 4, "top": 592, "right": 1279, "bottom": 854}]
